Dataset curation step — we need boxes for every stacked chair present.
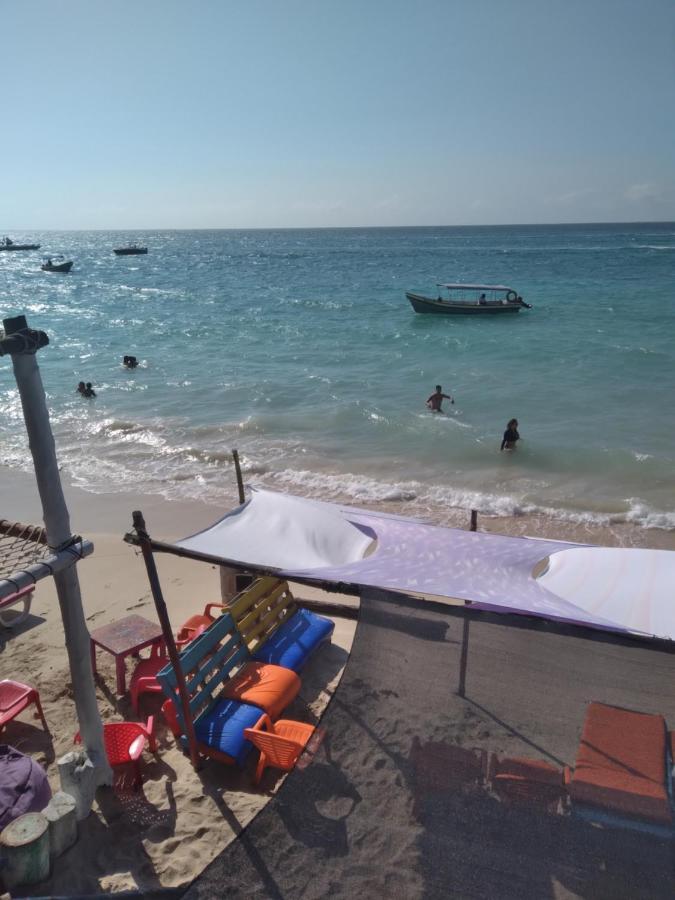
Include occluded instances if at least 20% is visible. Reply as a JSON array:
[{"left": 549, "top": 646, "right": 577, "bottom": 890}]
[{"left": 156, "top": 577, "right": 333, "bottom": 782}]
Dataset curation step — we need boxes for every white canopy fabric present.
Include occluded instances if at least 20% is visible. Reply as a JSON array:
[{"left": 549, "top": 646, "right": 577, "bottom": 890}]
[
  {"left": 177, "top": 488, "right": 374, "bottom": 571},
  {"left": 174, "top": 487, "right": 675, "bottom": 643},
  {"left": 538, "top": 547, "right": 675, "bottom": 642}
]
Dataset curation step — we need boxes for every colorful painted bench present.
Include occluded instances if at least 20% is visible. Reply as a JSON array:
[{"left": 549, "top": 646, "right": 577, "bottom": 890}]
[
  {"left": 157, "top": 610, "right": 300, "bottom": 767},
  {"left": 229, "top": 577, "right": 335, "bottom": 673}
]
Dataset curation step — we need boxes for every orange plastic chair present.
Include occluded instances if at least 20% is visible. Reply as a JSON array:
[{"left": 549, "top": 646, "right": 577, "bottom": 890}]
[
  {"left": 488, "top": 754, "right": 567, "bottom": 809},
  {"left": 0, "top": 680, "right": 49, "bottom": 734},
  {"left": 75, "top": 717, "right": 156, "bottom": 790},
  {"left": 129, "top": 643, "right": 168, "bottom": 714},
  {"left": 244, "top": 713, "right": 320, "bottom": 785},
  {"left": 176, "top": 603, "right": 227, "bottom": 645}
]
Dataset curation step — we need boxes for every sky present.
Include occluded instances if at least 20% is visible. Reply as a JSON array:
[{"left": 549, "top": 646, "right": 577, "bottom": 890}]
[{"left": 2, "top": 0, "right": 674, "bottom": 228}]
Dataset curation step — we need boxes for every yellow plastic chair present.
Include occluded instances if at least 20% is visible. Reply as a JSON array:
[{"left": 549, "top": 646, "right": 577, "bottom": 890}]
[{"left": 244, "top": 713, "right": 319, "bottom": 785}]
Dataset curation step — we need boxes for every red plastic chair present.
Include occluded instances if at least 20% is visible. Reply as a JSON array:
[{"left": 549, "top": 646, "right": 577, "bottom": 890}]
[
  {"left": 244, "top": 713, "right": 321, "bottom": 786},
  {"left": 176, "top": 603, "right": 227, "bottom": 646},
  {"left": 75, "top": 717, "right": 156, "bottom": 790},
  {"left": 0, "top": 585, "right": 35, "bottom": 628},
  {"left": 129, "top": 643, "right": 168, "bottom": 714},
  {"left": 0, "top": 680, "right": 49, "bottom": 735}
]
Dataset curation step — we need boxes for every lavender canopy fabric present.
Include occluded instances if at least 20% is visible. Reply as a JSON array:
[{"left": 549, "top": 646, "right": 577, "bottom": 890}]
[
  {"left": 175, "top": 488, "right": 672, "bottom": 641},
  {"left": 0, "top": 744, "right": 52, "bottom": 829}
]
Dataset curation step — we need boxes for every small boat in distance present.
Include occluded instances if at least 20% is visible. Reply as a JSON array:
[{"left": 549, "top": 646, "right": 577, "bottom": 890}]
[
  {"left": 0, "top": 237, "right": 41, "bottom": 251},
  {"left": 113, "top": 244, "right": 148, "bottom": 255},
  {"left": 41, "top": 255, "right": 73, "bottom": 273},
  {"left": 407, "top": 283, "right": 532, "bottom": 315}
]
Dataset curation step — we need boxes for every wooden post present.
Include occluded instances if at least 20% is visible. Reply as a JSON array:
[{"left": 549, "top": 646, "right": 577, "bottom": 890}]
[
  {"left": 2, "top": 315, "right": 112, "bottom": 788},
  {"left": 470, "top": 509, "right": 478, "bottom": 532},
  {"left": 219, "top": 566, "right": 238, "bottom": 605},
  {"left": 132, "top": 511, "right": 201, "bottom": 770},
  {"left": 457, "top": 614, "right": 470, "bottom": 697},
  {"left": 232, "top": 448, "right": 245, "bottom": 505},
  {"left": 222, "top": 449, "right": 246, "bottom": 602}
]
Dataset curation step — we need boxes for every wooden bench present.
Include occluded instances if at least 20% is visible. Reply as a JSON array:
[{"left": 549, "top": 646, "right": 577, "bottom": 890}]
[
  {"left": 157, "top": 610, "right": 300, "bottom": 767},
  {"left": 568, "top": 702, "right": 672, "bottom": 831},
  {"left": 229, "top": 577, "right": 335, "bottom": 673}
]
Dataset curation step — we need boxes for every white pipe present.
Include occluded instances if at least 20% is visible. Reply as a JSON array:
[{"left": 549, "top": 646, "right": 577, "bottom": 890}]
[
  {"left": 7, "top": 322, "right": 112, "bottom": 786},
  {"left": 0, "top": 540, "right": 94, "bottom": 600}
]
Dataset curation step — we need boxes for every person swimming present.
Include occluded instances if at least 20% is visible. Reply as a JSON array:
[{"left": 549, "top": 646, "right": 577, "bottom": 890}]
[
  {"left": 123, "top": 355, "right": 138, "bottom": 368},
  {"left": 76, "top": 381, "right": 86, "bottom": 395},
  {"left": 426, "top": 385, "right": 454, "bottom": 412},
  {"left": 84, "top": 382, "right": 96, "bottom": 398},
  {"left": 500, "top": 418, "right": 520, "bottom": 450}
]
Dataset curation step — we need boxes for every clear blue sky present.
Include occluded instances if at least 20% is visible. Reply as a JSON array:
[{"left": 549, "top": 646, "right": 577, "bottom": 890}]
[{"left": 2, "top": 0, "right": 674, "bottom": 228}]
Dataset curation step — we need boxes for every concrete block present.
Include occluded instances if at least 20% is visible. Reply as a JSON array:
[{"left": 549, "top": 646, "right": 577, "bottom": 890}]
[
  {"left": 42, "top": 791, "right": 77, "bottom": 858},
  {"left": 57, "top": 751, "right": 97, "bottom": 821}
]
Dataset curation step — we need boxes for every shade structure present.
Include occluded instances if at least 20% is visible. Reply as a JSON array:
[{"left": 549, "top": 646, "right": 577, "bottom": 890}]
[
  {"left": 173, "top": 487, "right": 675, "bottom": 642},
  {"left": 177, "top": 488, "right": 375, "bottom": 570}
]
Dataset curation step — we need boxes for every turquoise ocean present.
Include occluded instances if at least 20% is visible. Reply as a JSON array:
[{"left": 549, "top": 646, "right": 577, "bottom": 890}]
[{"left": 1, "top": 224, "right": 674, "bottom": 531}]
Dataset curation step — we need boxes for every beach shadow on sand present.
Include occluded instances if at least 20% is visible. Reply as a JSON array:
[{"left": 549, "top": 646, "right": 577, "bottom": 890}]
[
  {"left": 0, "top": 719, "right": 55, "bottom": 766},
  {"left": 183, "top": 589, "right": 675, "bottom": 899},
  {"left": 0, "top": 613, "right": 46, "bottom": 652}
]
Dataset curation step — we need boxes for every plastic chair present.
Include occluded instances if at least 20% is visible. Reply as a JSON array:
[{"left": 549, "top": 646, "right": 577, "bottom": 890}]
[
  {"left": 487, "top": 754, "right": 568, "bottom": 810},
  {"left": 0, "top": 585, "right": 35, "bottom": 628},
  {"left": 244, "top": 713, "right": 320, "bottom": 785},
  {"left": 176, "top": 603, "right": 227, "bottom": 645},
  {"left": 0, "top": 680, "right": 49, "bottom": 734},
  {"left": 75, "top": 717, "right": 156, "bottom": 790},
  {"left": 129, "top": 643, "right": 168, "bottom": 714}
]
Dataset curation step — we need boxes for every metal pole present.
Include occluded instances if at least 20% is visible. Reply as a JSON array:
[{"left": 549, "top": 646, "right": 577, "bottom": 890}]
[
  {"left": 232, "top": 449, "right": 245, "bottom": 505},
  {"left": 1, "top": 315, "right": 112, "bottom": 785},
  {"left": 132, "top": 511, "right": 201, "bottom": 770},
  {"left": 458, "top": 615, "right": 470, "bottom": 697}
]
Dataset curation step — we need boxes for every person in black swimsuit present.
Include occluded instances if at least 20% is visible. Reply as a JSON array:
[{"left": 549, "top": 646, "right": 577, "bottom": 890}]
[{"left": 500, "top": 418, "right": 520, "bottom": 450}]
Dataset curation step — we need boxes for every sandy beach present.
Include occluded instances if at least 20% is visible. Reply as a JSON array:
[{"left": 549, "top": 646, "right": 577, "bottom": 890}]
[
  {"left": 0, "top": 469, "right": 357, "bottom": 894},
  {"left": 1, "top": 463, "right": 674, "bottom": 894}
]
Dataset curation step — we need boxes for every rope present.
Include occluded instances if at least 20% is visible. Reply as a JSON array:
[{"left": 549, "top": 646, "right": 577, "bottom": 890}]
[
  {"left": 0, "top": 327, "right": 49, "bottom": 357},
  {"left": 0, "top": 520, "right": 51, "bottom": 580}
]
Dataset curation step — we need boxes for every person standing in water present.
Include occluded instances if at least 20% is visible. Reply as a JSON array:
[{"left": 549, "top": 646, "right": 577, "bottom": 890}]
[
  {"left": 500, "top": 418, "right": 520, "bottom": 450},
  {"left": 426, "top": 385, "right": 454, "bottom": 412}
]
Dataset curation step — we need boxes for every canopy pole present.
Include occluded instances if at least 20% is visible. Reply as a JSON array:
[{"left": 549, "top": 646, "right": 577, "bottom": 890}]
[
  {"left": 221, "top": 449, "right": 247, "bottom": 603},
  {"left": 457, "top": 614, "right": 470, "bottom": 697},
  {"left": 131, "top": 510, "right": 201, "bottom": 771},
  {"left": 232, "top": 448, "right": 245, "bottom": 505},
  {"left": 1, "top": 315, "right": 112, "bottom": 786}
]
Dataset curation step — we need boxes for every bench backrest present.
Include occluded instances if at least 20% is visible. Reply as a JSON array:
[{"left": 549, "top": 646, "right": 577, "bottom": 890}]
[
  {"left": 229, "top": 577, "right": 297, "bottom": 653},
  {"left": 157, "top": 610, "right": 251, "bottom": 736}
]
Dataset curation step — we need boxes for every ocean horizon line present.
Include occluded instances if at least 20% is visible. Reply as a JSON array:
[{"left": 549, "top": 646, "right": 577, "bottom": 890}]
[{"left": 3, "top": 220, "right": 674, "bottom": 233}]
